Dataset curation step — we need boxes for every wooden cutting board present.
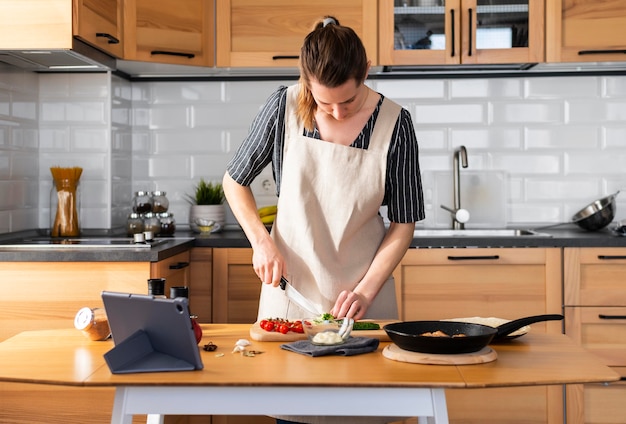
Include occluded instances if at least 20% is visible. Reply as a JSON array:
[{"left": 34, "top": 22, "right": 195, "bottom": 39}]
[
  {"left": 382, "top": 344, "right": 497, "bottom": 365},
  {"left": 249, "top": 320, "right": 395, "bottom": 342}
]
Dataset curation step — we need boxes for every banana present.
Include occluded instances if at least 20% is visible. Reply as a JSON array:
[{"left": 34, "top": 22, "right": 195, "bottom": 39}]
[
  {"left": 260, "top": 214, "right": 276, "bottom": 225},
  {"left": 257, "top": 205, "right": 277, "bottom": 218}
]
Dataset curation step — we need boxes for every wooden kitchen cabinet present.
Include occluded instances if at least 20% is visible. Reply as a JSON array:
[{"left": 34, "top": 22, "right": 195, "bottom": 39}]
[
  {"left": 123, "top": 0, "right": 214, "bottom": 67},
  {"left": 546, "top": 0, "right": 626, "bottom": 63},
  {"left": 150, "top": 249, "right": 191, "bottom": 294},
  {"left": 73, "top": 0, "right": 124, "bottom": 58},
  {"left": 564, "top": 248, "right": 626, "bottom": 424},
  {"left": 189, "top": 247, "right": 213, "bottom": 323},
  {"left": 212, "top": 248, "right": 261, "bottom": 323},
  {"left": 216, "top": 0, "right": 378, "bottom": 67},
  {"left": 379, "top": 0, "right": 544, "bottom": 66},
  {"left": 394, "top": 247, "right": 563, "bottom": 424}
]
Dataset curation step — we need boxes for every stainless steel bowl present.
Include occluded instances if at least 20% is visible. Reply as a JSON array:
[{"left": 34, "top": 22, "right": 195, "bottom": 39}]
[{"left": 572, "top": 192, "right": 619, "bottom": 231}]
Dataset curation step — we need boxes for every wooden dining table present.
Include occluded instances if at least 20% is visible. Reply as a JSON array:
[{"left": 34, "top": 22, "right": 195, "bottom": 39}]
[{"left": 0, "top": 324, "right": 619, "bottom": 424}]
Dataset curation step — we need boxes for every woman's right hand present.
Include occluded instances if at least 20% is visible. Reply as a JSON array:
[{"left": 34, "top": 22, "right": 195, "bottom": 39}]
[{"left": 252, "top": 236, "right": 285, "bottom": 287}]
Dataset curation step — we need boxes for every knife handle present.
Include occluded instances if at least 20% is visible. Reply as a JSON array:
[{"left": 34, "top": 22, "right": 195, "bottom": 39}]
[{"left": 279, "top": 276, "right": 288, "bottom": 290}]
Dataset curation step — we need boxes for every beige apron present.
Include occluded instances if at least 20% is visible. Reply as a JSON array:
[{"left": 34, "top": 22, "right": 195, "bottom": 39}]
[
  {"left": 257, "top": 84, "right": 401, "bottom": 322},
  {"left": 262, "top": 87, "right": 405, "bottom": 424}
]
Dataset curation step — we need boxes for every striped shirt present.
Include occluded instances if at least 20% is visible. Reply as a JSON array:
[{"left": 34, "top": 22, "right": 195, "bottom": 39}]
[{"left": 227, "top": 85, "right": 425, "bottom": 223}]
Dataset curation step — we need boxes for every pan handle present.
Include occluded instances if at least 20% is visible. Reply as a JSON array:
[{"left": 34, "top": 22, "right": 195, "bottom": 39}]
[{"left": 494, "top": 314, "right": 563, "bottom": 339}]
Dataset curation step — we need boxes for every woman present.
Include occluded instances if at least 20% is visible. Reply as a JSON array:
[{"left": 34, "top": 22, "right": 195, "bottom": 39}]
[{"left": 223, "top": 16, "right": 423, "bottom": 325}]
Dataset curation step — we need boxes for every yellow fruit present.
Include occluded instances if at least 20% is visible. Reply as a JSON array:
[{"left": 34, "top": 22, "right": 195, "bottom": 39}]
[
  {"left": 258, "top": 205, "right": 277, "bottom": 217},
  {"left": 260, "top": 214, "right": 276, "bottom": 225}
]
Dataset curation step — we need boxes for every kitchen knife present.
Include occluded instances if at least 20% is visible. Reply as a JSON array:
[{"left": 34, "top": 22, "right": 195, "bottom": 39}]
[{"left": 279, "top": 276, "right": 323, "bottom": 316}]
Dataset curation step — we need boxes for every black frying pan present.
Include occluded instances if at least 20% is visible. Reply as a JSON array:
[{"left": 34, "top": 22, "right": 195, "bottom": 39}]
[{"left": 383, "top": 314, "right": 563, "bottom": 354}]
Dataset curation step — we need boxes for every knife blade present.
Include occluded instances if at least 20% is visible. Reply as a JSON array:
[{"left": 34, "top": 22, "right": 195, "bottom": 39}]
[{"left": 279, "top": 276, "right": 323, "bottom": 316}]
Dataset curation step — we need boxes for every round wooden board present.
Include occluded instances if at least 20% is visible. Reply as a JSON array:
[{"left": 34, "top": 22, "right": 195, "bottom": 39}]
[{"left": 382, "top": 343, "right": 497, "bottom": 365}]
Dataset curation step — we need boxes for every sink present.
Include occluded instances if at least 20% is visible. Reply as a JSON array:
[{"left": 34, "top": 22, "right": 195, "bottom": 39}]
[{"left": 413, "top": 229, "right": 552, "bottom": 237}]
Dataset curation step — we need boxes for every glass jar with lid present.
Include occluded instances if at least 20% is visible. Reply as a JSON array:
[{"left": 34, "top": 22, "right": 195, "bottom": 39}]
[
  {"left": 157, "top": 212, "right": 176, "bottom": 236},
  {"left": 142, "top": 212, "right": 161, "bottom": 235},
  {"left": 132, "top": 191, "right": 153, "bottom": 214},
  {"left": 126, "top": 213, "right": 145, "bottom": 236},
  {"left": 152, "top": 191, "right": 169, "bottom": 213}
]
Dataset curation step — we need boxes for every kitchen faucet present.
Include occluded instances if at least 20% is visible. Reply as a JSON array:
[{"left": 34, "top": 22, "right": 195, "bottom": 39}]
[{"left": 441, "top": 145, "right": 469, "bottom": 229}]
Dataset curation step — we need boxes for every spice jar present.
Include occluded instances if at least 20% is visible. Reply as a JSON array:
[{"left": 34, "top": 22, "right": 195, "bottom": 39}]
[
  {"left": 74, "top": 307, "right": 110, "bottom": 341},
  {"left": 152, "top": 191, "right": 169, "bottom": 213},
  {"left": 126, "top": 213, "right": 145, "bottom": 236},
  {"left": 132, "top": 191, "right": 153, "bottom": 214},
  {"left": 158, "top": 212, "right": 176, "bottom": 236},
  {"left": 142, "top": 212, "right": 161, "bottom": 235}
]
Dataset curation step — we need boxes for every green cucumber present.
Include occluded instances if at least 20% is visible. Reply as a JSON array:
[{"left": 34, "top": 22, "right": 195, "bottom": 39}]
[{"left": 336, "top": 320, "right": 379, "bottom": 330}]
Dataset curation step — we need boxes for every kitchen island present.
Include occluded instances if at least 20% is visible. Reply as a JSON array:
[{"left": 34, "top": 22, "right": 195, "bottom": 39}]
[{"left": 0, "top": 325, "right": 619, "bottom": 424}]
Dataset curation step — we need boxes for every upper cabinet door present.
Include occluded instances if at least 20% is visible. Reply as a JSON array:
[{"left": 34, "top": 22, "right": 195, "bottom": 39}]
[
  {"left": 379, "top": 0, "right": 544, "bottom": 66},
  {"left": 546, "top": 0, "right": 626, "bottom": 63},
  {"left": 216, "top": 0, "right": 378, "bottom": 68},
  {"left": 124, "top": 0, "right": 214, "bottom": 67},
  {"left": 73, "top": 0, "right": 124, "bottom": 57}
]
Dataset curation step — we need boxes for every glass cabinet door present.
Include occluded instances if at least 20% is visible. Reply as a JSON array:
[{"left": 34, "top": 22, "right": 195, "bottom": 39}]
[{"left": 378, "top": 0, "right": 544, "bottom": 66}]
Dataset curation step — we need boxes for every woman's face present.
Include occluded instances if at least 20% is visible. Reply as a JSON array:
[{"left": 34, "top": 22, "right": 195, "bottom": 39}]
[{"left": 309, "top": 78, "right": 368, "bottom": 121}]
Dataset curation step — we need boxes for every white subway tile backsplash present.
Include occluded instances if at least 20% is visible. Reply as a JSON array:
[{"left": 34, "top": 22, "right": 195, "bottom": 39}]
[
  {"left": 526, "top": 76, "right": 600, "bottom": 99},
  {"left": 2, "top": 70, "right": 626, "bottom": 233},
  {"left": 492, "top": 101, "right": 563, "bottom": 124},
  {"left": 526, "top": 126, "right": 600, "bottom": 149},
  {"left": 450, "top": 78, "right": 522, "bottom": 99},
  {"left": 415, "top": 103, "right": 486, "bottom": 124},
  {"left": 376, "top": 80, "right": 446, "bottom": 99},
  {"left": 451, "top": 128, "right": 522, "bottom": 149}
]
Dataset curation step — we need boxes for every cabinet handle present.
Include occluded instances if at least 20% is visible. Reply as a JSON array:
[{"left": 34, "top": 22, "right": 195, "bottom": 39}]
[
  {"left": 599, "top": 314, "right": 626, "bottom": 320},
  {"left": 96, "top": 33, "right": 120, "bottom": 45},
  {"left": 597, "top": 255, "right": 626, "bottom": 260},
  {"left": 450, "top": 9, "right": 456, "bottom": 57},
  {"left": 447, "top": 255, "right": 500, "bottom": 261},
  {"left": 169, "top": 261, "right": 190, "bottom": 270},
  {"left": 272, "top": 55, "right": 299, "bottom": 60},
  {"left": 151, "top": 51, "right": 195, "bottom": 59},
  {"left": 467, "top": 8, "right": 473, "bottom": 57},
  {"left": 579, "top": 49, "right": 626, "bottom": 56}
]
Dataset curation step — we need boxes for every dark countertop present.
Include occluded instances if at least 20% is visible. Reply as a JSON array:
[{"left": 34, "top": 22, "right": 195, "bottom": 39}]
[{"left": 0, "top": 225, "right": 625, "bottom": 262}]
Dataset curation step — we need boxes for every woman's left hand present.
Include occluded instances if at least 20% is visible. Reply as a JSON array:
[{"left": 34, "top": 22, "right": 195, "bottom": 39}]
[{"left": 331, "top": 290, "right": 370, "bottom": 320}]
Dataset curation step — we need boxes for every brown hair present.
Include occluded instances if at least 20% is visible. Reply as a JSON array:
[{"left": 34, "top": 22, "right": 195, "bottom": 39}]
[{"left": 297, "top": 16, "right": 369, "bottom": 131}]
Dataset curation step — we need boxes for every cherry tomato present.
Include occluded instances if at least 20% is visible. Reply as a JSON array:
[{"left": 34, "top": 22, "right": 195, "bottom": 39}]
[
  {"left": 265, "top": 321, "right": 275, "bottom": 332},
  {"left": 278, "top": 324, "right": 289, "bottom": 334}
]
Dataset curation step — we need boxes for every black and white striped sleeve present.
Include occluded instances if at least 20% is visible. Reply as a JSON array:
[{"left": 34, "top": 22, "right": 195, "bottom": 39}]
[
  {"left": 384, "top": 108, "right": 425, "bottom": 224},
  {"left": 226, "top": 86, "right": 287, "bottom": 190}
]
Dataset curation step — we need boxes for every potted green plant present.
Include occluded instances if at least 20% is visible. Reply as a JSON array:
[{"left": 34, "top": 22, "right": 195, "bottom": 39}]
[{"left": 187, "top": 178, "right": 225, "bottom": 233}]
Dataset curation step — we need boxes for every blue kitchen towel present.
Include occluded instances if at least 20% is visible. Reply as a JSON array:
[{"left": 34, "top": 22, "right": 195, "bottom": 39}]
[{"left": 280, "top": 337, "right": 379, "bottom": 357}]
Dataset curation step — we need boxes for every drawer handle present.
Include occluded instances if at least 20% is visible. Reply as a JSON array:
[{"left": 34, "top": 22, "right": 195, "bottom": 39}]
[
  {"left": 579, "top": 49, "right": 626, "bottom": 56},
  {"left": 597, "top": 255, "right": 626, "bottom": 260},
  {"left": 96, "top": 32, "right": 120, "bottom": 45},
  {"left": 447, "top": 255, "right": 500, "bottom": 261},
  {"left": 467, "top": 8, "right": 473, "bottom": 57},
  {"left": 169, "top": 261, "right": 189, "bottom": 270},
  {"left": 272, "top": 55, "right": 299, "bottom": 60},
  {"left": 151, "top": 50, "right": 195, "bottom": 59},
  {"left": 599, "top": 314, "right": 626, "bottom": 320},
  {"left": 450, "top": 8, "right": 456, "bottom": 57}
]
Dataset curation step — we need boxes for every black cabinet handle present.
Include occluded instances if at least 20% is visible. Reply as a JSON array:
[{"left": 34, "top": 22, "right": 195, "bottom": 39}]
[
  {"left": 597, "top": 255, "right": 626, "bottom": 260},
  {"left": 447, "top": 255, "right": 500, "bottom": 261},
  {"left": 272, "top": 55, "right": 299, "bottom": 60},
  {"left": 467, "top": 8, "right": 473, "bottom": 57},
  {"left": 151, "top": 51, "right": 195, "bottom": 59},
  {"left": 96, "top": 33, "right": 119, "bottom": 44},
  {"left": 599, "top": 314, "right": 626, "bottom": 320},
  {"left": 450, "top": 9, "right": 456, "bottom": 57},
  {"left": 579, "top": 49, "right": 626, "bottom": 56},
  {"left": 169, "top": 261, "right": 190, "bottom": 270}
]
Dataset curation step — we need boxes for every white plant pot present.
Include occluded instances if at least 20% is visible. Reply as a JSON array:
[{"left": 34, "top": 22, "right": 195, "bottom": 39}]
[{"left": 189, "top": 204, "right": 225, "bottom": 233}]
